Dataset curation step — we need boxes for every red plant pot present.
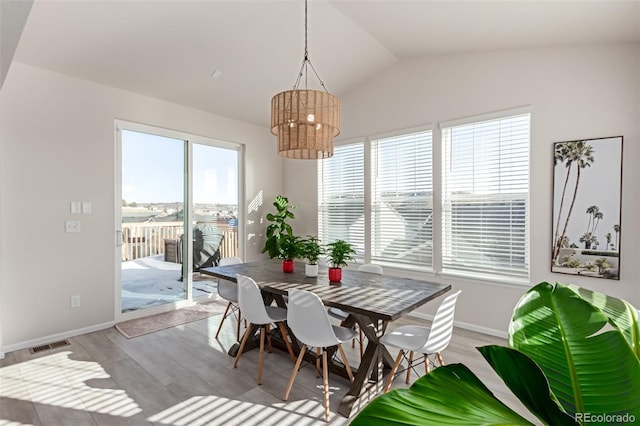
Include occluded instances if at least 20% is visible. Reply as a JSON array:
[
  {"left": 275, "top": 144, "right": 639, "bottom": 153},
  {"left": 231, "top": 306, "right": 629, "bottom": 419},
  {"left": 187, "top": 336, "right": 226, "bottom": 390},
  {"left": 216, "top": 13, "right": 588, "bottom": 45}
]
[
  {"left": 282, "top": 259, "right": 295, "bottom": 273},
  {"left": 328, "top": 267, "right": 342, "bottom": 283}
]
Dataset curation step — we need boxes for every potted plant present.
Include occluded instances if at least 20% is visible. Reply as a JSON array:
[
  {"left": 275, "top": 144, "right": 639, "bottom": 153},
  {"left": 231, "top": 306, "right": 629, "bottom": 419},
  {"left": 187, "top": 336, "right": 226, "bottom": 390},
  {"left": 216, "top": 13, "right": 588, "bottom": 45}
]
[
  {"left": 299, "top": 235, "right": 324, "bottom": 277},
  {"left": 278, "top": 234, "right": 302, "bottom": 273},
  {"left": 262, "top": 195, "right": 296, "bottom": 259},
  {"left": 325, "top": 239, "right": 356, "bottom": 283}
]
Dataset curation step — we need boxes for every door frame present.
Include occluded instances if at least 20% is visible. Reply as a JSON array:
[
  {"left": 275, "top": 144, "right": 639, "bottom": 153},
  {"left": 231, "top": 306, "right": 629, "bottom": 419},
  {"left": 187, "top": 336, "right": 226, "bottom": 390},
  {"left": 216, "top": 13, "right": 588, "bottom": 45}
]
[{"left": 114, "top": 120, "right": 244, "bottom": 322}]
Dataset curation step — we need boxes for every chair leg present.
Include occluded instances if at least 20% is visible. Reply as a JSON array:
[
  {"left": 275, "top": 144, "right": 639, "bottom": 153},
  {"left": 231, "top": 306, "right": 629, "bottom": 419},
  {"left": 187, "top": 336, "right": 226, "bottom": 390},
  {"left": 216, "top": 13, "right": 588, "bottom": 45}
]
[
  {"left": 384, "top": 349, "right": 404, "bottom": 393},
  {"left": 337, "top": 344, "right": 354, "bottom": 383},
  {"left": 234, "top": 324, "right": 254, "bottom": 368},
  {"left": 358, "top": 327, "right": 364, "bottom": 359},
  {"left": 257, "top": 327, "right": 265, "bottom": 385},
  {"left": 277, "top": 322, "right": 297, "bottom": 363},
  {"left": 406, "top": 351, "right": 414, "bottom": 384},
  {"left": 236, "top": 309, "right": 242, "bottom": 342},
  {"left": 215, "top": 302, "right": 232, "bottom": 338},
  {"left": 424, "top": 355, "right": 430, "bottom": 374},
  {"left": 322, "top": 350, "right": 330, "bottom": 422},
  {"left": 437, "top": 352, "right": 445, "bottom": 366},
  {"left": 283, "top": 344, "right": 307, "bottom": 401},
  {"left": 266, "top": 324, "right": 273, "bottom": 353},
  {"left": 316, "top": 347, "right": 321, "bottom": 378}
]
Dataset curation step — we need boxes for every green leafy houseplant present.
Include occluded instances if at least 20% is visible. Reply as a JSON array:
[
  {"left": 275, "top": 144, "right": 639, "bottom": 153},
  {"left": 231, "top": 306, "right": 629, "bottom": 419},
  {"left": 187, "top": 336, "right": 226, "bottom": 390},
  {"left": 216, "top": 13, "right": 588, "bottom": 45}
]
[
  {"left": 299, "top": 235, "right": 324, "bottom": 265},
  {"left": 278, "top": 234, "right": 301, "bottom": 273},
  {"left": 300, "top": 235, "right": 324, "bottom": 277},
  {"left": 278, "top": 234, "right": 302, "bottom": 261},
  {"left": 326, "top": 239, "right": 356, "bottom": 282},
  {"left": 351, "top": 282, "right": 640, "bottom": 425},
  {"left": 262, "top": 195, "right": 295, "bottom": 258}
]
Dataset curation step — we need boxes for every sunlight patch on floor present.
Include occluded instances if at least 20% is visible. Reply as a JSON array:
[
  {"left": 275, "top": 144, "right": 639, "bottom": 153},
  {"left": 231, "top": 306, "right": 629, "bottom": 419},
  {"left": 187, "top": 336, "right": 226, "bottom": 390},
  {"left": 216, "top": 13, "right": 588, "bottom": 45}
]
[
  {"left": 148, "top": 395, "right": 345, "bottom": 426},
  {"left": 0, "top": 351, "right": 141, "bottom": 417}
]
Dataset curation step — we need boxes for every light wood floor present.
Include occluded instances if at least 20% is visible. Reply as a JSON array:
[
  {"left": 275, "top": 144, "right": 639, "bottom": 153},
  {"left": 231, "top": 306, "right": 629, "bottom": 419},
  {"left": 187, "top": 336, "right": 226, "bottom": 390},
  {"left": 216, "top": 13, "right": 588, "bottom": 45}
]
[{"left": 0, "top": 309, "right": 537, "bottom": 425}]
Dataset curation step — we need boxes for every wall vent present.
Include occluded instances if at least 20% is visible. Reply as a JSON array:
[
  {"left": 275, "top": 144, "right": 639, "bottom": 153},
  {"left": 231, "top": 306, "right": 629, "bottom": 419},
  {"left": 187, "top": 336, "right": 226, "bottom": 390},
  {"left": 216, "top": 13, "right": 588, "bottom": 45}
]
[{"left": 29, "top": 339, "right": 70, "bottom": 354}]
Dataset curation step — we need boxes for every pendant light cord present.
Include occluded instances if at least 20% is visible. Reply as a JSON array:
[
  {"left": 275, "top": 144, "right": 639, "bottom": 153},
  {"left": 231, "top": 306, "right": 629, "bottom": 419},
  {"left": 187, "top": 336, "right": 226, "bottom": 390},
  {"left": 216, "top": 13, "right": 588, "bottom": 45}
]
[{"left": 293, "top": 0, "right": 330, "bottom": 93}]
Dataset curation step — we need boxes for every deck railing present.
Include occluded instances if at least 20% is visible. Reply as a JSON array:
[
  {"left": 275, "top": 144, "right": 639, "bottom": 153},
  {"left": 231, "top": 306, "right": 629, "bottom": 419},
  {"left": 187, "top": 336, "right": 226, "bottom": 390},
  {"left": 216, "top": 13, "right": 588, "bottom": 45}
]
[{"left": 121, "top": 221, "right": 238, "bottom": 261}]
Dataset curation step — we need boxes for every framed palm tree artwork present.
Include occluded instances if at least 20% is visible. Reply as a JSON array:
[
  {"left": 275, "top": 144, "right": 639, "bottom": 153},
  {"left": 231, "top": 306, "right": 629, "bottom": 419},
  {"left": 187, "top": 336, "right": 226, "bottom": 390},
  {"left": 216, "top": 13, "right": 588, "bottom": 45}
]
[{"left": 551, "top": 136, "right": 623, "bottom": 280}]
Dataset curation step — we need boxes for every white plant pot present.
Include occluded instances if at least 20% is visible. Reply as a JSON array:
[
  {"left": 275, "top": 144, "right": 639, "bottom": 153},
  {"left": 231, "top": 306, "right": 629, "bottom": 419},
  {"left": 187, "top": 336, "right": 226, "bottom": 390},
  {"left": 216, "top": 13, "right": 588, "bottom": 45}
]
[{"left": 305, "top": 263, "right": 318, "bottom": 277}]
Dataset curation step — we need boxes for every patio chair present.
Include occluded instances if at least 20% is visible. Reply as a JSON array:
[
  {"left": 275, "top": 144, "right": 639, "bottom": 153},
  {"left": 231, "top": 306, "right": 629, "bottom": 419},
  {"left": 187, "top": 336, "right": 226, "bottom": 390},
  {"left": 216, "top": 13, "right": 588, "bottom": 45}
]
[
  {"left": 192, "top": 223, "right": 224, "bottom": 271},
  {"left": 177, "top": 223, "right": 225, "bottom": 280}
]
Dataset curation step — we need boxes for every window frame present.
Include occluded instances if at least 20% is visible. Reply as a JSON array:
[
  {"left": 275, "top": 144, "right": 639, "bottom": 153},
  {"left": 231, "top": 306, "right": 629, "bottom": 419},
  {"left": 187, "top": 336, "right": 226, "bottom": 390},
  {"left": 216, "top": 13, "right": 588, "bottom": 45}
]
[
  {"left": 439, "top": 107, "right": 531, "bottom": 283},
  {"left": 317, "top": 107, "right": 530, "bottom": 285},
  {"left": 317, "top": 139, "right": 366, "bottom": 261},
  {"left": 369, "top": 126, "right": 434, "bottom": 272}
]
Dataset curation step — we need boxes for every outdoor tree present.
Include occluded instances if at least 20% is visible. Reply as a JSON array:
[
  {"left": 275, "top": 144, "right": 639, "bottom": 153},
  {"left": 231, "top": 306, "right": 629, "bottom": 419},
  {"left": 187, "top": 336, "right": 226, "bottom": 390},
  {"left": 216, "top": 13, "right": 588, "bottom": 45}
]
[
  {"left": 614, "top": 224, "right": 621, "bottom": 251},
  {"left": 585, "top": 205, "right": 604, "bottom": 235},
  {"left": 579, "top": 232, "right": 597, "bottom": 250},
  {"left": 552, "top": 143, "right": 572, "bottom": 259},
  {"left": 594, "top": 257, "right": 612, "bottom": 274},
  {"left": 585, "top": 205, "right": 599, "bottom": 233},
  {"left": 553, "top": 140, "right": 595, "bottom": 262}
]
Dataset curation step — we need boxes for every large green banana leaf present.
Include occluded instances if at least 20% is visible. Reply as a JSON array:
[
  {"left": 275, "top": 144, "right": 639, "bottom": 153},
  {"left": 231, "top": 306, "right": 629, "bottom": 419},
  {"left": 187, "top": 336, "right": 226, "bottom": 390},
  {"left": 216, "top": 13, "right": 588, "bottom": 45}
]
[
  {"left": 350, "top": 347, "right": 576, "bottom": 426},
  {"left": 478, "top": 345, "right": 576, "bottom": 425},
  {"left": 509, "top": 282, "right": 640, "bottom": 418},
  {"left": 350, "top": 363, "right": 537, "bottom": 425},
  {"left": 567, "top": 283, "right": 640, "bottom": 358}
]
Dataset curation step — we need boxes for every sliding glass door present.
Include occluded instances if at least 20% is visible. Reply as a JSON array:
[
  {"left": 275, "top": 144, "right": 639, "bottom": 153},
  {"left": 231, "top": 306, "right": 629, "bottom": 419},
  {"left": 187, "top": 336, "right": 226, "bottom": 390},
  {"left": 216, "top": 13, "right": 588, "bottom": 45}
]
[
  {"left": 119, "top": 129, "right": 187, "bottom": 313},
  {"left": 190, "top": 143, "right": 239, "bottom": 296},
  {"left": 116, "top": 122, "right": 241, "bottom": 316}
]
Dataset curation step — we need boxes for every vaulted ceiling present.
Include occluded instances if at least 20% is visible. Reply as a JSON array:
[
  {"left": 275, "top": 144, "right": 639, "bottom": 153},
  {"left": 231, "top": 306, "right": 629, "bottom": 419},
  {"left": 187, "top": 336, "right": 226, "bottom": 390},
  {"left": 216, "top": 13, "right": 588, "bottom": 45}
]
[{"left": 11, "top": 0, "right": 640, "bottom": 128}]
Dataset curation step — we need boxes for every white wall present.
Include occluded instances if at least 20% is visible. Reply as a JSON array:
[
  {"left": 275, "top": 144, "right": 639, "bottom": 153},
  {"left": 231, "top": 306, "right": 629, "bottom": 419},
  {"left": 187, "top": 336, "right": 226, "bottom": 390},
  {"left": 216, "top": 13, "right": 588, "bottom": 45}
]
[
  {"left": 285, "top": 43, "right": 640, "bottom": 335},
  {"left": 0, "top": 63, "right": 281, "bottom": 350}
]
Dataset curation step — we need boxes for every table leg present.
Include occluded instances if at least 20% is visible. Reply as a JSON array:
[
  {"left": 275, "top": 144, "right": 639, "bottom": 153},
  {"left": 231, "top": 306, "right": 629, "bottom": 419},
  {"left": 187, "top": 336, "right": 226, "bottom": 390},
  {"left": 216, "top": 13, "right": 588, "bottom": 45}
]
[{"left": 337, "top": 315, "right": 391, "bottom": 418}]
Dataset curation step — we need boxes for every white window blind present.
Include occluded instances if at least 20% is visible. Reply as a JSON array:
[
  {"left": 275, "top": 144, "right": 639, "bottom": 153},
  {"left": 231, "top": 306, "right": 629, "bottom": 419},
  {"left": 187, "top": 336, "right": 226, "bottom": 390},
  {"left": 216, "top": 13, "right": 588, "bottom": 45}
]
[
  {"left": 318, "top": 143, "right": 365, "bottom": 257},
  {"left": 442, "top": 113, "right": 530, "bottom": 279},
  {"left": 371, "top": 131, "right": 433, "bottom": 269}
]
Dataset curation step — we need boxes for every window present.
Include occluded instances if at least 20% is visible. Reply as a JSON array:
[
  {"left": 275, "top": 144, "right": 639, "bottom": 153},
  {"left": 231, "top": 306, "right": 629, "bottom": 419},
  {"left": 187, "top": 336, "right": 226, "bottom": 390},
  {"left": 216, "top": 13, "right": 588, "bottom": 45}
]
[
  {"left": 317, "top": 109, "right": 530, "bottom": 282},
  {"left": 318, "top": 142, "right": 365, "bottom": 257},
  {"left": 441, "top": 112, "right": 530, "bottom": 279},
  {"left": 371, "top": 130, "right": 432, "bottom": 269}
]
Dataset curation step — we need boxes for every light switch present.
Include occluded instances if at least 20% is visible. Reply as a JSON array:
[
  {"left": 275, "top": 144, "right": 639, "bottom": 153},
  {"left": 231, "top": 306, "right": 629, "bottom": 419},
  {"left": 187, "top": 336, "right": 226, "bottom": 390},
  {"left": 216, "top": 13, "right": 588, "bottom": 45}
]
[
  {"left": 82, "top": 202, "right": 92, "bottom": 214},
  {"left": 65, "top": 220, "right": 81, "bottom": 233},
  {"left": 71, "top": 201, "right": 81, "bottom": 214}
]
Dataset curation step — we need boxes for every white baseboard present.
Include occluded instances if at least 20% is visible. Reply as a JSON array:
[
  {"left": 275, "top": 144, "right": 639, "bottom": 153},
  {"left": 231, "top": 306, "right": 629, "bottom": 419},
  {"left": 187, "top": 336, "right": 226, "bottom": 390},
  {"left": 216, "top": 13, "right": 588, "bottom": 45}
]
[
  {"left": 1, "top": 321, "right": 116, "bottom": 354},
  {"left": 408, "top": 312, "right": 508, "bottom": 339}
]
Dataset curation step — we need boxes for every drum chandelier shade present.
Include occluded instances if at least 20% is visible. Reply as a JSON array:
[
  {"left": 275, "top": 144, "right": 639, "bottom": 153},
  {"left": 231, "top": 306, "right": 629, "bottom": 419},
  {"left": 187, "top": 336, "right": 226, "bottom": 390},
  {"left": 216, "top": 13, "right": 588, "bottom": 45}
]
[
  {"left": 270, "top": 0, "right": 340, "bottom": 159},
  {"left": 271, "top": 89, "right": 340, "bottom": 159}
]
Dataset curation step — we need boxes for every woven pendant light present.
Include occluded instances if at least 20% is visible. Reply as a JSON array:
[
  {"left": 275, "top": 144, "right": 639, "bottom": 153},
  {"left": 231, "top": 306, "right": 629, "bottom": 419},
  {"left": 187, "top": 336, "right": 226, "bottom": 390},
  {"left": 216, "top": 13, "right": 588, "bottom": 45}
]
[{"left": 270, "top": 0, "right": 340, "bottom": 159}]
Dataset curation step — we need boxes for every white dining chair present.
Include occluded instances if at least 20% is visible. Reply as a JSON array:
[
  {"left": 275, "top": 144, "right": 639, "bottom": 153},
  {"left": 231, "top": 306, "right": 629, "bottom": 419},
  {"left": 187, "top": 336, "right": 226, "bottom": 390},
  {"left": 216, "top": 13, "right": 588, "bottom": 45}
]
[
  {"left": 283, "top": 289, "right": 356, "bottom": 422},
  {"left": 380, "top": 290, "right": 461, "bottom": 392},
  {"left": 328, "top": 263, "right": 383, "bottom": 358},
  {"left": 234, "top": 274, "right": 296, "bottom": 385},
  {"left": 214, "top": 256, "right": 244, "bottom": 341}
]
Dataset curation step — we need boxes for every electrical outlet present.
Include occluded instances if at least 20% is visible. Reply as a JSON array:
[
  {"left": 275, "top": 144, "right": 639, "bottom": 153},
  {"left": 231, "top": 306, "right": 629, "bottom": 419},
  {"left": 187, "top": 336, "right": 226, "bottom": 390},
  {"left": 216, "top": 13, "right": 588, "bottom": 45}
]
[
  {"left": 71, "top": 295, "right": 81, "bottom": 307},
  {"left": 65, "top": 220, "right": 81, "bottom": 233}
]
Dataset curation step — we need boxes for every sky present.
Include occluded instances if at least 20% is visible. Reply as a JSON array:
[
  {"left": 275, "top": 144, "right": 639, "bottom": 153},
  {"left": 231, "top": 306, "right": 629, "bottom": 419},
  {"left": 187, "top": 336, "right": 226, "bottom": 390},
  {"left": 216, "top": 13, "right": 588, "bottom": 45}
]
[
  {"left": 121, "top": 130, "right": 238, "bottom": 205},
  {"left": 552, "top": 137, "right": 622, "bottom": 250}
]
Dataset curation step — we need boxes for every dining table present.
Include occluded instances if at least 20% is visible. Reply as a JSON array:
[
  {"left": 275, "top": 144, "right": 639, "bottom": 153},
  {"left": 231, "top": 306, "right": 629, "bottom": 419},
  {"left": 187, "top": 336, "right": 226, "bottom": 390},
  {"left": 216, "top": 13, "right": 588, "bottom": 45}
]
[{"left": 200, "top": 259, "right": 451, "bottom": 418}]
